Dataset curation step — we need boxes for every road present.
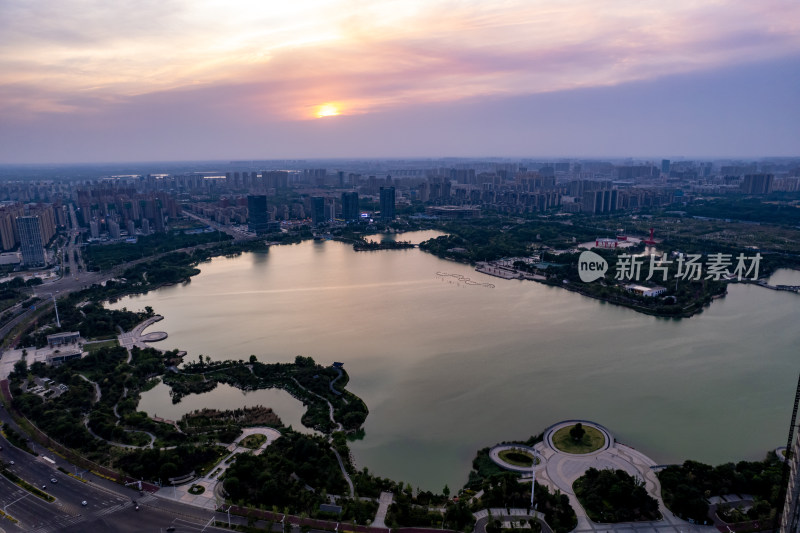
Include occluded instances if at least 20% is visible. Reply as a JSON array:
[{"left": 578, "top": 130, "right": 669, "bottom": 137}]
[{"left": 0, "top": 406, "right": 243, "bottom": 533}]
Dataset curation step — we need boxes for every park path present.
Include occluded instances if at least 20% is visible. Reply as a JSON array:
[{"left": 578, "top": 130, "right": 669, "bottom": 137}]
[{"left": 290, "top": 377, "right": 354, "bottom": 496}]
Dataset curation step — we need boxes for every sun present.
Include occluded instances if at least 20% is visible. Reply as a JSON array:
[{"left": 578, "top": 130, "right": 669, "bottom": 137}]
[{"left": 316, "top": 103, "right": 341, "bottom": 118}]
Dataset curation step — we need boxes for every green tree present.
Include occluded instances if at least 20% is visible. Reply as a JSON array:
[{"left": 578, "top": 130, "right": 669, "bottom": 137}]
[{"left": 570, "top": 423, "right": 585, "bottom": 442}]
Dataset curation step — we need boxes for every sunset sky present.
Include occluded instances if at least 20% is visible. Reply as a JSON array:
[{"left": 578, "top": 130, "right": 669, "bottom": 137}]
[{"left": 1, "top": 0, "right": 798, "bottom": 163}]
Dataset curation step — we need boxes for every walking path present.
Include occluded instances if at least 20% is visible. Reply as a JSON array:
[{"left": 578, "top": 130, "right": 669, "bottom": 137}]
[
  {"left": 290, "top": 376, "right": 355, "bottom": 496},
  {"left": 371, "top": 491, "right": 394, "bottom": 529}
]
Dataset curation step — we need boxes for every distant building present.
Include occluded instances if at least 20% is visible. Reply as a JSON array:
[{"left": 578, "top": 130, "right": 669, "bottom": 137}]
[
  {"left": 247, "top": 195, "right": 269, "bottom": 234},
  {"left": 595, "top": 238, "right": 618, "bottom": 249},
  {"left": 741, "top": 174, "right": 774, "bottom": 195},
  {"left": 108, "top": 219, "right": 121, "bottom": 239},
  {"left": 17, "top": 215, "right": 46, "bottom": 268},
  {"left": 311, "top": 196, "right": 326, "bottom": 225},
  {"left": 624, "top": 284, "right": 667, "bottom": 297},
  {"left": 379, "top": 186, "right": 396, "bottom": 220},
  {"left": 661, "top": 159, "right": 671, "bottom": 174},
  {"left": 341, "top": 192, "right": 359, "bottom": 221}
]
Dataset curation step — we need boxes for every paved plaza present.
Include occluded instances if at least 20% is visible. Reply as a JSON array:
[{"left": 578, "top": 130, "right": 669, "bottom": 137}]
[{"left": 490, "top": 420, "right": 716, "bottom": 533}]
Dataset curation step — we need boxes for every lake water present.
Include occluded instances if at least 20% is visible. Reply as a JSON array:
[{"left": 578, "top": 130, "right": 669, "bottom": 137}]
[
  {"left": 137, "top": 381, "right": 319, "bottom": 435},
  {"left": 118, "top": 231, "right": 800, "bottom": 491}
]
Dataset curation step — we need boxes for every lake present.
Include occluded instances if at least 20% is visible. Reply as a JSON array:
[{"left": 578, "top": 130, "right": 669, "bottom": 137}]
[{"left": 115, "top": 231, "right": 800, "bottom": 491}]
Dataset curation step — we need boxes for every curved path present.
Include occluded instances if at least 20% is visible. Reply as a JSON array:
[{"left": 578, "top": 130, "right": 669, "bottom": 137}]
[
  {"left": 329, "top": 367, "right": 343, "bottom": 396},
  {"left": 489, "top": 444, "right": 541, "bottom": 473},
  {"left": 289, "top": 377, "right": 354, "bottom": 496}
]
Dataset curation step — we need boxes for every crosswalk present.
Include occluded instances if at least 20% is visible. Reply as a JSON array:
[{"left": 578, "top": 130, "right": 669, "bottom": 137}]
[
  {"left": 29, "top": 514, "right": 84, "bottom": 533},
  {"left": 25, "top": 499, "right": 132, "bottom": 532}
]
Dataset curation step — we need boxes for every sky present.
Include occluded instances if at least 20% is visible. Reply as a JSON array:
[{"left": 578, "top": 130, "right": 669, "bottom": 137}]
[{"left": 1, "top": 0, "right": 799, "bottom": 164}]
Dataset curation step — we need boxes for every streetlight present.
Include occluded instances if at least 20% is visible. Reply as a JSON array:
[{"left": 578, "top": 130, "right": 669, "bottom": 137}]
[{"left": 529, "top": 448, "right": 541, "bottom": 513}]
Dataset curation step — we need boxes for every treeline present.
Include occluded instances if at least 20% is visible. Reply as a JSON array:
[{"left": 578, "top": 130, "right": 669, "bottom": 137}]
[
  {"left": 419, "top": 217, "right": 601, "bottom": 263},
  {"left": 115, "top": 444, "right": 226, "bottom": 482},
  {"left": 657, "top": 455, "right": 784, "bottom": 524},
  {"left": 223, "top": 431, "right": 347, "bottom": 514},
  {"left": 573, "top": 468, "right": 660, "bottom": 523},
  {"left": 20, "top": 298, "right": 153, "bottom": 347},
  {"left": 167, "top": 356, "right": 368, "bottom": 434},
  {"left": 84, "top": 229, "right": 232, "bottom": 270},
  {"left": 683, "top": 197, "right": 800, "bottom": 227}
]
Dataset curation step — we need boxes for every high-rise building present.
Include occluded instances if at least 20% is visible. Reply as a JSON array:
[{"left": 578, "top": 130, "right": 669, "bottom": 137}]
[
  {"left": 780, "top": 376, "right": 800, "bottom": 532},
  {"left": 108, "top": 219, "right": 121, "bottom": 239},
  {"left": 341, "top": 192, "right": 359, "bottom": 221},
  {"left": 741, "top": 174, "right": 774, "bottom": 195},
  {"left": 379, "top": 186, "right": 396, "bottom": 220},
  {"left": 17, "top": 215, "right": 46, "bottom": 268},
  {"left": 311, "top": 196, "right": 326, "bottom": 225},
  {"left": 247, "top": 195, "right": 269, "bottom": 234},
  {"left": 781, "top": 429, "right": 800, "bottom": 532},
  {"left": 661, "top": 159, "right": 671, "bottom": 174}
]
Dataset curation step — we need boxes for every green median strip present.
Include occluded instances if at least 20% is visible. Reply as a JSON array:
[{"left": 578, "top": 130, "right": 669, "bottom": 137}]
[
  {"left": 0, "top": 508, "right": 19, "bottom": 524},
  {"left": 0, "top": 468, "right": 56, "bottom": 502}
]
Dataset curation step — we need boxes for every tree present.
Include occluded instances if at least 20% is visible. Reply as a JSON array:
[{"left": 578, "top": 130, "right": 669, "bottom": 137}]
[
  {"left": 443, "top": 484, "right": 450, "bottom": 498},
  {"left": 570, "top": 423, "right": 585, "bottom": 442},
  {"left": 249, "top": 355, "right": 257, "bottom": 363}
]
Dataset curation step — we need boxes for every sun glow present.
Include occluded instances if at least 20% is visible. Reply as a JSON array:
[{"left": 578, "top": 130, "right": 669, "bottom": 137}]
[{"left": 316, "top": 103, "right": 341, "bottom": 118}]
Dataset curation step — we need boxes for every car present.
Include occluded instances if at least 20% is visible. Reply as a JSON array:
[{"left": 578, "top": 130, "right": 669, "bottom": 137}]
[
  {"left": 9, "top": 461, "right": 13, "bottom": 465},
  {"left": 50, "top": 478, "right": 57, "bottom": 483},
  {"left": 81, "top": 501, "right": 87, "bottom": 506}
]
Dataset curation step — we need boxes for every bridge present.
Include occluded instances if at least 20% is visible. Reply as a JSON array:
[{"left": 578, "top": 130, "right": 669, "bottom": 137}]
[{"left": 756, "top": 281, "right": 800, "bottom": 293}]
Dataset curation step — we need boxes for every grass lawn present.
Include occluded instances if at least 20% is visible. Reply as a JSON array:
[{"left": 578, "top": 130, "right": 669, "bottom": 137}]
[
  {"left": 552, "top": 425, "right": 605, "bottom": 454},
  {"left": 240, "top": 433, "right": 267, "bottom": 449},
  {"left": 84, "top": 339, "right": 119, "bottom": 353},
  {"left": 498, "top": 449, "right": 538, "bottom": 467}
]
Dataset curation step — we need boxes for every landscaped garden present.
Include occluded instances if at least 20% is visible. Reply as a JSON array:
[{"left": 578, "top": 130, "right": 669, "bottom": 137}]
[
  {"left": 498, "top": 448, "right": 537, "bottom": 467},
  {"left": 551, "top": 423, "right": 605, "bottom": 454}
]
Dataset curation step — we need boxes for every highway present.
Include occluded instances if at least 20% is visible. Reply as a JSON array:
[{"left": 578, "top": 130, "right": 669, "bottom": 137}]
[{"left": 0, "top": 407, "right": 243, "bottom": 533}]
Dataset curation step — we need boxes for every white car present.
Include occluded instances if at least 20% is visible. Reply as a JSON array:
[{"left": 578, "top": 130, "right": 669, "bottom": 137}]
[{"left": 81, "top": 501, "right": 87, "bottom": 506}]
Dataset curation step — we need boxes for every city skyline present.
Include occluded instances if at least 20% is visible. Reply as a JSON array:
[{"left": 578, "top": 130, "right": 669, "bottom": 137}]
[{"left": 1, "top": 0, "right": 799, "bottom": 163}]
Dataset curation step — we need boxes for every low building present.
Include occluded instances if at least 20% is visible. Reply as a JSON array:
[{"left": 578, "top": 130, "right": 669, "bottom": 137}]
[
  {"left": 595, "top": 238, "right": 618, "bottom": 249},
  {"left": 624, "top": 284, "right": 667, "bottom": 297},
  {"left": 48, "top": 350, "right": 82, "bottom": 365},
  {"left": 46, "top": 331, "right": 81, "bottom": 348}
]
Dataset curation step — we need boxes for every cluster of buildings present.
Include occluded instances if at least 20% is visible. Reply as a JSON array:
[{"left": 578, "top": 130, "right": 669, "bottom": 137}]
[
  {"left": 74, "top": 186, "right": 180, "bottom": 240},
  {"left": 0, "top": 201, "right": 60, "bottom": 268},
  {"left": 0, "top": 158, "right": 796, "bottom": 271}
]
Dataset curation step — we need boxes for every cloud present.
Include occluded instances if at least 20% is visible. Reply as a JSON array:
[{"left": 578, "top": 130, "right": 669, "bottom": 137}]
[{"left": 1, "top": 0, "right": 799, "bottom": 124}]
